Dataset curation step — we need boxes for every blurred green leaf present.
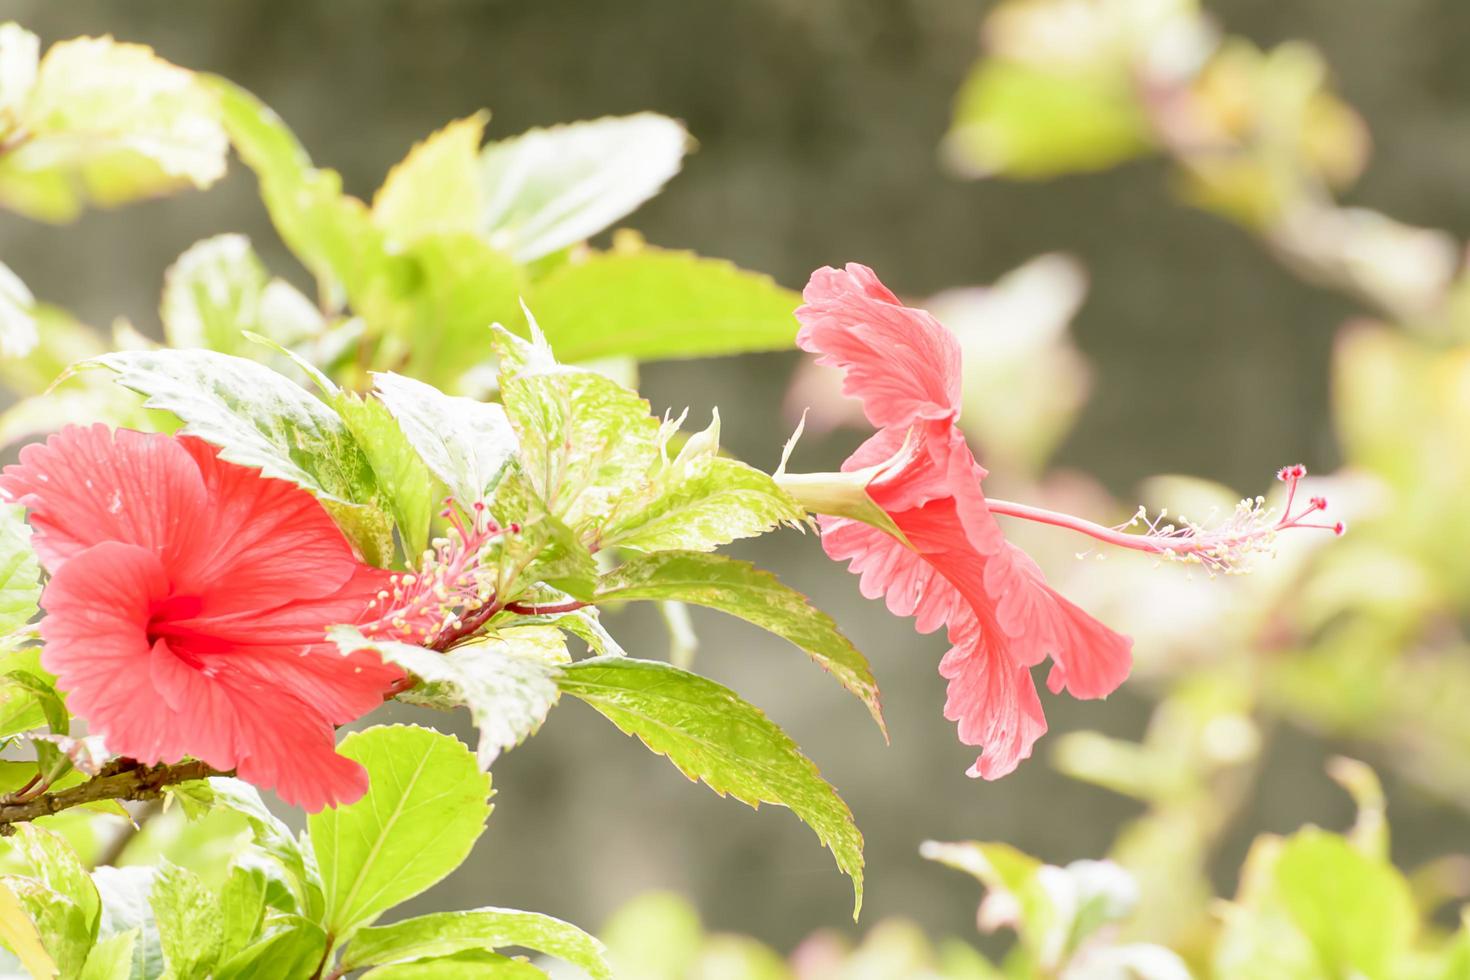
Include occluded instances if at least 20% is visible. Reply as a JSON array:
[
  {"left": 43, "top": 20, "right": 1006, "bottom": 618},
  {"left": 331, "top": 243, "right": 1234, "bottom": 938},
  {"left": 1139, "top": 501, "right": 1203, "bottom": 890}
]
[
  {"left": 212, "top": 916, "right": 325, "bottom": 980},
  {"left": 528, "top": 243, "right": 799, "bottom": 362},
  {"left": 0, "top": 28, "right": 227, "bottom": 222},
  {"left": 208, "top": 76, "right": 386, "bottom": 305},
  {"left": 161, "top": 234, "right": 322, "bottom": 357},
  {"left": 598, "top": 892, "right": 703, "bottom": 980},
  {"left": 218, "top": 863, "right": 268, "bottom": 962},
  {"left": 1276, "top": 829, "right": 1415, "bottom": 978},
  {"left": 373, "top": 114, "right": 487, "bottom": 243},
  {"left": 0, "top": 260, "right": 38, "bottom": 359},
  {"left": 360, "top": 949, "right": 546, "bottom": 979},
  {"left": 343, "top": 907, "right": 609, "bottom": 977},
  {"left": 0, "top": 878, "right": 59, "bottom": 980},
  {"left": 150, "top": 861, "right": 222, "bottom": 979},
  {"left": 944, "top": 60, "right": 1152, "bottom": 179},
  {"left": 0, "top": 503, "right": 40, "bottom": 636},
  {"left": 478, "top": 113, "right": 688, "bottom": 263},
  {"left": 92, "top": 866, "right": 164, "bottom": 980},
  {"left": 77, "top": 930, "right": 137, "bottom": 980},
  {"left": 310, "top": 725, "right": 493, "bottom": 939},
  {"left": 361, "top": 233, "right": 523, "bottom": 391},
  {"left": 558, "top": 657, "right": 864, "bottom": 917},
  {"left": 2, "top": 876, "right": 91, "bottom": 979},
  {"left": 597, "top": 551, "right": 884, "bottom": 734}
]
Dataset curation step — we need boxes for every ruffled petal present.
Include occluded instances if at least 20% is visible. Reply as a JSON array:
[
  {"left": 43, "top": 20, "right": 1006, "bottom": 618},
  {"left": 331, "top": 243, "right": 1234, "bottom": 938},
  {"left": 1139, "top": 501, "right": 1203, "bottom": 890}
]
[
  {"left": 796, "top": 264, "right": 963, "bottom": 429},
  {"left": 939, "top": 611, "right": 1048, "bottom": 780},
  {"left": 0, "top": 426, "right": 205, "bottom": 572},
  {"left": 223, "top": 642, "right": 400, "bottom": 726},
  {"left": 38, "top": 542, "right": 204, "bottom": 767},
  {"left": 212, "top": 676, "right": 370, "bottom": 811},
  {"left": 171, "top": 437, "right": 367, "bottom": 613},
  {"left": 982, "top": 544, "right": 1133, "bottom": 699},
  {"left": 819, "top": 515, "right": 1045, "bottom": 777}
]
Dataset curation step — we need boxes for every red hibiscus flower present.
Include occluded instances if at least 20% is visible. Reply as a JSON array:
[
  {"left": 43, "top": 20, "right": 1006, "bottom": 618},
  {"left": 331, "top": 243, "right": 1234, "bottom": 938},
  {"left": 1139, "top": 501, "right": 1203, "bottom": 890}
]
[
  {"left": 0, "top": 425, "right": 401, "bottom": 810},
  {"left": 795, "top": 264, "right": 1133, "bottom": 779}
]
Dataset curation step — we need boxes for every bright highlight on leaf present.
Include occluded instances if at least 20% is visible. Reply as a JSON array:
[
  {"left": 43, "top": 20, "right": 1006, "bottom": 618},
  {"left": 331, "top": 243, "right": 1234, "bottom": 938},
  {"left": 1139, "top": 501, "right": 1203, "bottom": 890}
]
[{"left": 0, "top": 25, "right": 228, "bottom": 222}]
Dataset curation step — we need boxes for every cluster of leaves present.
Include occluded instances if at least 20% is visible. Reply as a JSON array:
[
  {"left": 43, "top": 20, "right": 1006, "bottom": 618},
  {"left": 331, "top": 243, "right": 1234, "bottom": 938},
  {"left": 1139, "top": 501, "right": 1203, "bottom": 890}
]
[
  {"left": 560, "top": 760, "right": 1467, "bottom": 979},
  {"left": 944, "top": 0, "right": 1464, "bottom": 332},
  {"left": 1, "top": 725, "right": 615, "bottom": 979},
  {"left": 0, "top": 18, "right": 901, "bottom": 978}
]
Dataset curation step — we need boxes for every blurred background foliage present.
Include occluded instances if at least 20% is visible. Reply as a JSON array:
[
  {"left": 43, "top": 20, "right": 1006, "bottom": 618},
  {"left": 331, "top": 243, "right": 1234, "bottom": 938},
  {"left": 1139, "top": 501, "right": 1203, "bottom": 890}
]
[{"left": 5, "top": 0, "right": 1470, "bottom": 977}]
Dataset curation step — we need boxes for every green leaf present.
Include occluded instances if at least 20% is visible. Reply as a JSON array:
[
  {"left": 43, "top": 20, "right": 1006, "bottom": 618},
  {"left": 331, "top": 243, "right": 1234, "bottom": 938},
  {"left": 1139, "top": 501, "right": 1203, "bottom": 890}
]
[
  {"left": 371, "top": 372, "right": 516, "bottom": 509},
  {"left": 310, "top": 725, "right": 493, "bottom": 938},
  {"left": 207, "top": 76, "right": 387, "bottom": 304},
  {"left": 0, "top": 502, "right": 40, "bottom": 635},
  {"left": 597, "top": 892, "right": 703, "bottom": 980},
  {"left": 0, "top": 30, "right": 227, "bottom": 222},
  {"left": 89, "top": 348, "right": 371, "bottom": 501},
  {"left": 1275, "top": 829, "right": 1415, "bottom": 977},
  {"left": 78, "top": 930, "right": 137, "bottom": 980},
  {"left": 343, "top": 907, "right": 609, "bottom": 978},
  {"left": 150, "top": 861, "right": 222, "bottom": 979},
  {"left": 597, "top": 552, "right": 884, "bottom": 734},
  {"left": 92, "top": 866, "right": 164, "bottom": 980},
  {"left": 212, "top": 916, "right": 326, "bottom": 980},
  {"left": 0, "top": 878, "right": 58, "bottom": 980},
  {"left": 88, "top": 348, "right": 392, "bottom": 560},
  {"left": 478, "top": 113, "right": 688, "bottom": 262},
  {"left": 363, "top": 234, "right": 524, "bottom": 392},
  {"left": 167, "top": 778, "right": 320, "bottom": 919},
  {"left": 0, "top": 260, "right": 38, "bottom": 359},
  {"left": 361, "top": 949, "right": 546, "bottom": 979},
  {"left": 599, "top": 411, "right": 805, "bottom": 553},
  {"left": 1, "top": 877, "right": 91, "bottom": 979},
  {"left": 493, "top": 325, "right": 661, "bottom": 532},
  {"left": 218, "top": 864, "right": 268, "bottom": 961},
  {"left": 374, "top": 114, "right": 487, "bottom": 243},
  {"left": 161, "top": 234, "right": 322, "bottom": 356},
  {"left": 527, "top": 244, "right": 800, "bottom": 362},
  {"left": 333, "top": 390, "right": 439, "bottom": 561},
  {"left": 333, "top": 627, "right": 564, "bottom": 768},
  {"left": 10, "top": 825, "right": 99, "bottom": 932},
  {"left": 558, "top": 657, "right": 864, "bottom": 917},
  {"left": 483, "top": 462, "right": 599, "bottom": 601},
  {"left": 944, "top": 59, "right": 1152, "bottom": 180}
]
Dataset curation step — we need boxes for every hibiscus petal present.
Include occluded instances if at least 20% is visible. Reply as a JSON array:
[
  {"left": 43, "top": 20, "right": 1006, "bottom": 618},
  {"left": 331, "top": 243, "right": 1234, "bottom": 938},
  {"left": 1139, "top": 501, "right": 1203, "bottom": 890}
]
[
  {"left": 220, "top": 678, "right": 370, "bottom": 811},
  {"left": 172, "top": 437, "right": 367, "bottom": 612},
  {"left": 38, "top": 542, "right": 200, "bottom": 767},
  {"left": 982, "top": 544, "right": 1133, "bottom": 699},
  {"left": 796, "top": 264, "right": 964, "bottom": 429},
  {"left": 224, "top": 642, "right": 401, "bottom": 726},
  {"left": 939, "top": 613, "right": 1047, "bottom": 780},
  {"left": 819, "top": 515, "right": 1045, "bottom": 777},
  {"left": 0, "top": 425, "right": 205, "bottom": 572}
]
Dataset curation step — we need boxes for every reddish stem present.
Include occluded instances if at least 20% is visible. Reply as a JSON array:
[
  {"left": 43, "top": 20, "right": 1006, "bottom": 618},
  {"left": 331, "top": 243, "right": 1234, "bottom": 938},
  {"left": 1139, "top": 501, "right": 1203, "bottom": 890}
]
[{"left": 503, "top": 599, "right": 588, "bottom": 617}]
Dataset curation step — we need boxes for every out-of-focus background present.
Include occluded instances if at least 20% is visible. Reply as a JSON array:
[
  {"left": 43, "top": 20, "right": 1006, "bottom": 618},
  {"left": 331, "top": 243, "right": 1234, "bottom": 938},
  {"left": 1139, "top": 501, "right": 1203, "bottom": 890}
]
[{"left": 6, "top": 0, "right": 1470, "bottom": 965}]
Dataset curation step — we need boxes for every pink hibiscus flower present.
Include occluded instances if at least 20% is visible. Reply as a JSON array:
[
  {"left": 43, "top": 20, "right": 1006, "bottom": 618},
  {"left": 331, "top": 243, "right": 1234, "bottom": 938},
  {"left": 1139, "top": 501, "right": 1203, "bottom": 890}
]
[
  {"left": 1, "top": 425, "right": 402, "bottom": 810},
  {"left": 794, "top": 264, "right": 1339, "bottom": 778}
]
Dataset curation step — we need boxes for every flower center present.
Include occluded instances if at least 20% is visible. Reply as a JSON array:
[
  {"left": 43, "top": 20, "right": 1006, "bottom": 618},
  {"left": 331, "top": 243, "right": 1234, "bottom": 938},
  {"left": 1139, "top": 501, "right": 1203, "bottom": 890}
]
[{"left": 145, "top": 592, "right": 230, "bottom": 664}]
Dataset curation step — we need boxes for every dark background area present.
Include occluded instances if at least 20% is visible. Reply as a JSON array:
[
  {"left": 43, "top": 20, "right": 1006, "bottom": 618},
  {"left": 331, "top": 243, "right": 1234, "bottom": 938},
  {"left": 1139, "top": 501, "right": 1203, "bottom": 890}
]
[{"left": 4, "top": 0, "right": 1468, "bottom": 953}]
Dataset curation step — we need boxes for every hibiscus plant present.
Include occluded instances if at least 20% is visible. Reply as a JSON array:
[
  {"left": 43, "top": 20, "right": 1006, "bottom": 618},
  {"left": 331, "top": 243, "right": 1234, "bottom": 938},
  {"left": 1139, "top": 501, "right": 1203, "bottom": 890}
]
[{"left": 0, "top": 19, "right": 1350, "bottom": 980}]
